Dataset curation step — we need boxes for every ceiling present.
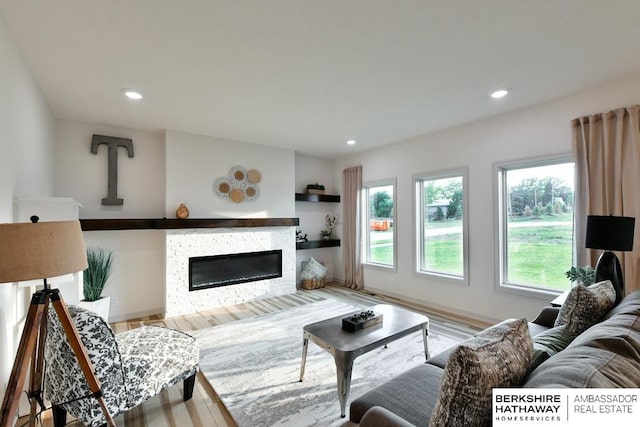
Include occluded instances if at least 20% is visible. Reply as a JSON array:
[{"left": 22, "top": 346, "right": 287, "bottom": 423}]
[{"left": 2, "top": 1, "right": 640, "bottom": 159}]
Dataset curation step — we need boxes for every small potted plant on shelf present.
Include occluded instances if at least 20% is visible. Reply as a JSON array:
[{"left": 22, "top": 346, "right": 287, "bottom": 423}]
[
  {"left": 306, "top": 183, "right": 325, "bottom": 195},
  {"left": 320, "top": 214, "right": 337, "bottom": 240},
  {"left": 78, "top": 247, "right": 114, "bottom": 320}
]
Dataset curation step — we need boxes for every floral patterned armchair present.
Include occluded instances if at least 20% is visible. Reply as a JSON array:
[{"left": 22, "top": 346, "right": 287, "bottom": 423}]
[{"left": 44, "top": 305, "right": 199, "bottom": 427}]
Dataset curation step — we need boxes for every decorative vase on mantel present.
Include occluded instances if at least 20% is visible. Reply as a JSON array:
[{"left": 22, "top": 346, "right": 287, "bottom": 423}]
[{"left": 176, "top": 203, "right": 189, "bottom": 219}]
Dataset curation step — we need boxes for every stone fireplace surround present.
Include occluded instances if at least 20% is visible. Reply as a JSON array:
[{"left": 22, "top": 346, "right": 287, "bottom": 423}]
[{"left": 165, "top": 227, "right": 296, "bottom": 317}]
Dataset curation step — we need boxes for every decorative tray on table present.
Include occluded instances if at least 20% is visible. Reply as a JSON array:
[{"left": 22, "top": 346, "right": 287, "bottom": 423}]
[{"left": 341, "top": 309, "right": 383, "bottom": 332}]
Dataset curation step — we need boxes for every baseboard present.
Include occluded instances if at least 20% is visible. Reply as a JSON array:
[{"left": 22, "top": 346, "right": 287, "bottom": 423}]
[{"left": 326, "top": 282, "right": 495, "bottom": 329}]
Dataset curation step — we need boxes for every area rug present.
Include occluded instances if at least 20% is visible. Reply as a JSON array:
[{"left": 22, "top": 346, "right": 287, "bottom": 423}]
[{"left": 193, "top": 299, "right": 467, "bottom": 427}]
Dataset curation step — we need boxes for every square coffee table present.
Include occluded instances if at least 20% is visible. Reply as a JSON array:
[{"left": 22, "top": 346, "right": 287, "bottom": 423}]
[{"left": 298, "top": 304, "right": 429, "bottom": 417}]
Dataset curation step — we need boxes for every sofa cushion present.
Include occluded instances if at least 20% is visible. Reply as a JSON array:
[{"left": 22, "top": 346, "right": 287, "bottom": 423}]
[
  {"left": 524, "top": 309, "right": 640, "bottom": 388},
  {"left": 426, "top": 346, "right": 455, "bottom": 370},
  {"left": 428, "top": 318, "right": 532, "bottom": 427},
  {"left": 554, "top": 280, "right": 616, "bottom": 336},
  {"left": 426, "top": 320, "right": 549, "bottom": 371},
  {"left": 527, "top": 321, "right": 551, "bottom": 338},
  {"left": 349, "top": 363, "right": 444, "bottom": 426},
  {"left": 526, "top": 324, "right": 573, "bottom": 375},
  {"left": 603, "top": 290, "right": 640, "bottom": 320}
]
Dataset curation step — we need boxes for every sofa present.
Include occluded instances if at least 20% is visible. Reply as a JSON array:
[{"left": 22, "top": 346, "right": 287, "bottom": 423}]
[{"left": 346, "top": 285, "right": 640, "bottom": 427}]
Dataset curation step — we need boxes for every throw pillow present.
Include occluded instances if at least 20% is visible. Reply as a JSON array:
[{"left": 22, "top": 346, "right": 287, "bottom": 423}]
[
  {"left": 554, "top": 280, "right": 616, "bottom": 337},
  {"left": 300, "top": 257, "right": 327, "bottom": 280},
  {"left": 526, "top": 324, "right": 574, "bottom": 375},
  {"left": 428, "top": 318, "right": 533, "bottom": 427}
]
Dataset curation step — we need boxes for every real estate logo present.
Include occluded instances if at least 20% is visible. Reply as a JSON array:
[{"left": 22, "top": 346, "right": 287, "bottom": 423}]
[{"left": 493, "top": 388, "right": 639, "bottom": 426}]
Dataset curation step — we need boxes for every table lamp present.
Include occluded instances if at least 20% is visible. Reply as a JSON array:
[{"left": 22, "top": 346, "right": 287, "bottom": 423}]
[
  {"left": 0, "top": 218, "right": 115, "bottom": 427},
  {"left": 585, "top": 214, "right": 635, "bottom": 304}
]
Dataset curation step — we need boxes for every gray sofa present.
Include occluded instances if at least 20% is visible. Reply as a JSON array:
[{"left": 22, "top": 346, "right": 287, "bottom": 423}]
[{"left": 347, "top": 289, "right": 640, "bottom": 427}]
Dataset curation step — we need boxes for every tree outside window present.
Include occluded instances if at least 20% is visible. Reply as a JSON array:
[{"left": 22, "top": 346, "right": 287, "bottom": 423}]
[
  {"left": 364, "top": 180, "right": 395, "bottom": 268},
  {"left": 415, "top": 168, "right": 468, "bottom": 283},
  {"left": 498, "top": 159, "right": 575, "bottom": 293}
]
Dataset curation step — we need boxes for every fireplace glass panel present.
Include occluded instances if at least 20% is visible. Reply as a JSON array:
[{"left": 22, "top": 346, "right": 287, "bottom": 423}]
[{"left": 189, "top": 250, "right": 283, "bottom": 291}]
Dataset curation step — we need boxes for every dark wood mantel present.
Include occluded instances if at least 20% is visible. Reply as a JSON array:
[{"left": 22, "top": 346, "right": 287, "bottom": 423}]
[{"left": 80, "top": 217, "right": 299, "bottom": 231}]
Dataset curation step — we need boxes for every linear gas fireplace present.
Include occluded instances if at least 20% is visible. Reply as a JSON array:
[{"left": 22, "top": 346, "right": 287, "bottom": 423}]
[
  {"left": 166, "top": 228, "right": 295, "bottom": 317},
  {"left": 189, "top": 249, "right": 283, "bottom": 291}
]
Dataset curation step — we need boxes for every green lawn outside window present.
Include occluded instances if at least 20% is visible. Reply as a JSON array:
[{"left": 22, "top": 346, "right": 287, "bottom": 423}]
[{"left": 368, "top": 216, "right": 573, "bottom": 291}]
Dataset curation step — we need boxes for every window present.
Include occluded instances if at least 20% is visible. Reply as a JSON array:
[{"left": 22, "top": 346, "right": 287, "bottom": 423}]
[
  {"left": 497, "top": 158, "right": 575, "bottom": 294},
  {"left": 364, "top": 179, "right": 396, "bottom": 268},
  {"left": 415, "top": 168, "right": 468, "bottom": 283}
]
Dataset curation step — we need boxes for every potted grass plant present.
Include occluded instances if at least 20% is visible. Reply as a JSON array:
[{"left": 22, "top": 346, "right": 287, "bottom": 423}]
[{"left": 78, "top": 247, "right": 114, "bottom": 320}]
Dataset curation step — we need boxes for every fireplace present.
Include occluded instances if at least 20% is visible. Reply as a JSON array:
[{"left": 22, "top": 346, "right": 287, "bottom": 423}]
[
  {"left": 189, "top": 250, "right": 283, "bottom": 291},
  {"left": 165, "top": 228, "right": 295, "bottom": 317}
]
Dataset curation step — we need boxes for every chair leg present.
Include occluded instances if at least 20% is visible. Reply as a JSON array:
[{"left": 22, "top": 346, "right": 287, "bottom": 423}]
[
  {"left": 183, "top": 373, "right": 196, "bottom": 401},
  {"left": 52, "top": 404, "right": 67, "bottom": 427}
]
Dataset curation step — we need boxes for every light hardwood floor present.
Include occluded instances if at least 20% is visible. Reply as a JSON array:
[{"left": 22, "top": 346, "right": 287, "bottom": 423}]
[{"left": 21, "top": 284, "right": 486, "bottom": 427}]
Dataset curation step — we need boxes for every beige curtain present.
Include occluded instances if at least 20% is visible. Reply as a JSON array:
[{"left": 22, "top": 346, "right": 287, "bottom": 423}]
[
  {"left": 573, "top": 105, "right": 640, "bottom": 294},
  {"left": 343, "top": 166, "right": 364, "bottom": 290}
]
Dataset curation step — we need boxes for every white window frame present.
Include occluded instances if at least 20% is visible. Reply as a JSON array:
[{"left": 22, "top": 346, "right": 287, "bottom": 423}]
[
  {"left": 494, "top": 155, "right": 575, "bottom": 298},
  {"left": 363, "top": 178, "right": 397, "bottom": 270},
  {"left": 414, "top": 167, "right": 469, "bottom": 285}
]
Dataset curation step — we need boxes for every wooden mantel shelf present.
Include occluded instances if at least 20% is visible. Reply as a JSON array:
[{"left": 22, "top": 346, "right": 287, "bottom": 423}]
[{"left": 80, "top": 217, "right": 300, "bottom": 231}]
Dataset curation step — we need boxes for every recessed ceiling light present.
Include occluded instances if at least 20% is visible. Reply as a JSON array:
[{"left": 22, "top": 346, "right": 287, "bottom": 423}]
[
  {"left": 490, "top": 89, "right": 509, "bottom": 99},
  {"left": 346, "top": 139, "right": 357, "bottom": 145},
  {"left": 122, "top": 89, "right": 143, "bottom": 100}
]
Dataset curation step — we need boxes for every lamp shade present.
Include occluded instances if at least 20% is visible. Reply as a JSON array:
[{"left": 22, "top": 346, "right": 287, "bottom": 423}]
[
  {"left": 0, "top": 220, "right": 87, "bottom": 284},
  {"left": 585, "top": 215, "right": 635, "bottom": 252}
]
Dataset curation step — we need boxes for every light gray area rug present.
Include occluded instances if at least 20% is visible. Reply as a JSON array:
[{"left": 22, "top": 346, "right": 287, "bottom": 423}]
[{"left": 194, "top": 299, "right": 464, "bottom": 427}]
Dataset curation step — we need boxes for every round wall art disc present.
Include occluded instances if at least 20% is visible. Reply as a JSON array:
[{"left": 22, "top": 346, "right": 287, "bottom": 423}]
[
  {"left": 229, "top": 165, "right": 247, "bottom": 184},
  {"left": 247, "top": 169, "right": 262, "bottom": 184},
  {"left": 244, "top": 185, "right": 259, "bottom": 201},
  {"left": 229, "top": 188, "right": 245, "bottom": 203},
  {"left": 214, "top": 177, "right": 230, "bottom": 198}
]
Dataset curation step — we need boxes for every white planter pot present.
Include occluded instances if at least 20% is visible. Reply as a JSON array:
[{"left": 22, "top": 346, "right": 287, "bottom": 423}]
[{"left": 78, "top": 296, "right": 111, "bottom": 321}]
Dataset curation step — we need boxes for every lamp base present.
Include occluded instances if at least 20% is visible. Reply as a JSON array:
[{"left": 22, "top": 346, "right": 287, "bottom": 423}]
[{"left": 594, "top": 251, "right": 624, "bottom": 304}]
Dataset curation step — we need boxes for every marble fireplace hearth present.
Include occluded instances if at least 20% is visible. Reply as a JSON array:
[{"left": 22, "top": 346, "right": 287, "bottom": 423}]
[{"left": 165, "top": 227, "right": 296, "bottom": 317}]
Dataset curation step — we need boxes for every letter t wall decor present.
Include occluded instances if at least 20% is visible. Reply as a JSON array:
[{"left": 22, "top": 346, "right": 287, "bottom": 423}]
[{"left": 90, "top": 134, "right": 135, "bottom": 205}]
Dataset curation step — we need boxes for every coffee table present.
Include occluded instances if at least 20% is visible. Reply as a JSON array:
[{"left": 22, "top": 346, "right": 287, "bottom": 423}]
[{"left": 298, "top": 304, "right": 429, "bottom": 417}]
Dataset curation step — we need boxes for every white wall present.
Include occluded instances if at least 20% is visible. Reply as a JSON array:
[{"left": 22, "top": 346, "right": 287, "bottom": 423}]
[
  {"left": 54, "top": 121, "right": 167, "bottom": 321},
  {"left": 165, "top": 130, "right": 295, "bottom": 218},
  {"left": 294, "top": 153, "right": 340, "bottom": 282},
  {"left": 334, "top": 71, "right": 640, "bottom": 324},
  {"left": 81, "top": 230, "right": 166, "bottom": 322},
  {"left": 0, "top": 15, "right": 56, "bottom": 405},
  {"left": 55, "top": 120, "right": 165, "bottom": 218}
]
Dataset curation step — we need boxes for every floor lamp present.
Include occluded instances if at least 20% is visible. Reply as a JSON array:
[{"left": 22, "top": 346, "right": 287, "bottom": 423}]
[
  {"left": 585, "top": 214, "right": 636, "bottom": 305},
  {"left": 0, "top": 218, "right": 115, "bottom": 427}
]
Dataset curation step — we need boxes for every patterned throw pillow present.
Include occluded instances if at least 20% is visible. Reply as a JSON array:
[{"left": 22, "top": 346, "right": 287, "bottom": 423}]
[
  {"left": 428, "top": 318, "right": 533, "bottom": 427},
  {"left": 300, "top": 256, "right": 328, "bottom": 280},
  {"left": 554, "top": 280, "right": 616, "bottom": 337}
]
